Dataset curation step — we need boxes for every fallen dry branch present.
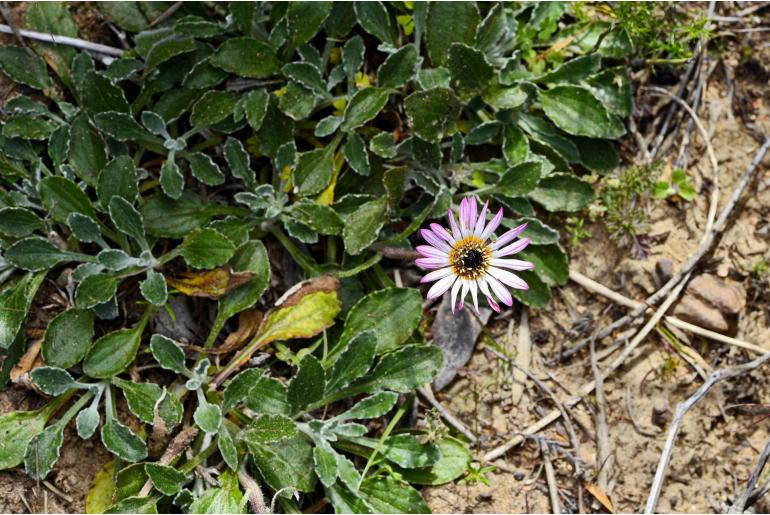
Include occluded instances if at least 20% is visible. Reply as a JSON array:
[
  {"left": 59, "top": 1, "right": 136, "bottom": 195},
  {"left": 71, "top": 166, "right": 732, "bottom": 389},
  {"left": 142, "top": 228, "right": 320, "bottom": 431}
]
[
  {"left": 728, "top": 437, "right": 770, "bottom": 513},
  {"left": 645, "top": 350, "right": 770, "bottom": 513},
  {"left": 0, "top": 23, "right": 124, "bottom": 57},
  {"left": 569, "top": 269, "right": 768, "bottom": 355}
]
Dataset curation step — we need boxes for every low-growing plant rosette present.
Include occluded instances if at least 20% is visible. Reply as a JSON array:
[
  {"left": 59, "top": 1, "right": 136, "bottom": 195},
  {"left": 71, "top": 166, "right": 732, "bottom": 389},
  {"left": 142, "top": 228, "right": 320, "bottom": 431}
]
[{"left": 418, "top": 196, "right": 534, "bottom": 313}]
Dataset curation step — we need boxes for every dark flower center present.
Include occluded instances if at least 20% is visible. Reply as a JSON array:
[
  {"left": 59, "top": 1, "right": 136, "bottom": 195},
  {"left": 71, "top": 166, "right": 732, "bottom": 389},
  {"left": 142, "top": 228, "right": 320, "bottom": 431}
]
[
  {"left": 461, "top": 249, "right": 484, "bottom": 270},
  {"left": 449, "top": 237, "right": 490, "bottom": 280}
]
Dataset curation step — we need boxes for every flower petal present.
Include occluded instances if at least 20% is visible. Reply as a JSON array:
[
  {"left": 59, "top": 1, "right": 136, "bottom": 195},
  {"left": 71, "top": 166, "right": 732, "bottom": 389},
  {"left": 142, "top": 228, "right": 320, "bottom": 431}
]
[
  {"left": 447, "top": 208, "right": 462, "bottom": 241},
  {"left": 430, "top": 223, "right": 455, "bottom": 245},
  {"left": 477, "top": 279, "right": 500, "bottom": 312},
  {"left": 416, "top": 257, "right": 449, "bottom": 269},
  {"left": 450, "top": 278, "right": 462, "bottom": 313},
  {"left": 470, "top": 280, "right": 479, "bottom": 312},
  {"left": 421, "top": 229, "right": 452, "bottom": 253},
  {"left": 487, "top": 266, "right": 529, "bottom": 290},
  {"left": 473, "top": 201, "right": 488, "bottom": 237},
  {"left": 459, "top": 280, "right": 470, "bottom": 310},
  {"left": 480, "top": 208, "right": 504, "bottom": 241},
  {"left": 421, "top": 267, "right": 454, "bottom": 284},
  {"left": 485, "top": 274, "right": 513, "bottom": 306},
  {"left": 490, "top": 258, "right": 535, "bottom": 271},
  {"left": 493, "top": 237, "right": 530, "bottom": 257},
  {"left": 466, "top": 197, "right": 478, "bottom": 233},
  {"left": 416, "top": 245, "right": 448, "bottom": 259},
  {"left": 491, "top": 223, "right": 528, "bottom": 250},
  {"left": 427, "top": 274, "right": 456, "bottom": 299}
]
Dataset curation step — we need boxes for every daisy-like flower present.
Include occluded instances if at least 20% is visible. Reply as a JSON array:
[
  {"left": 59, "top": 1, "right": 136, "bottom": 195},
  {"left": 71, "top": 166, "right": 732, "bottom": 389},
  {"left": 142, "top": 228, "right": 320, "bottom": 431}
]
[{"left": 416, "top": 196, "right": 534, "bottom": 313}]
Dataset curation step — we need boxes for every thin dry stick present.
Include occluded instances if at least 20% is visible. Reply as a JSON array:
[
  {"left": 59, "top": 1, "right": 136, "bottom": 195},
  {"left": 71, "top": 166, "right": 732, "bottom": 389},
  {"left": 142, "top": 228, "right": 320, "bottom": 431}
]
[
  {"left": 417, "top": 386, "right": 477, "bottom": 444},
  {"left": 625, "top": 384, "right": 659, "bottom": 438},
  {"left": 569, "top": 269, "right": 767, "bottom": 355},
  {"left": 511, "top": 310, "right": 531, "bottom": 404},
  {"left": 540, "top": 439, "right": 562, "bottom": 515},
  {"left": 0, "top": 23, "right": 124, "bottom": 57},
  {"left": 728, "top": 437, "right": 770, "bottom": 513},
  {"left": 645, "top": 350, "right": 770, "bottom": 514},
  {"left": 590, "top": 339, "right": 613, "bottom": 491},
  {"left": 485, "top": 274, "right": 690, "bottom": 462}
]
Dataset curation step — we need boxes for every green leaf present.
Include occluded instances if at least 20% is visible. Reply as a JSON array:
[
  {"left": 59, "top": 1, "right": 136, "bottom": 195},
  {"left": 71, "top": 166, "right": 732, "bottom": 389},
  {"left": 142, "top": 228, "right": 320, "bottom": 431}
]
[
  {"left": 396, "top": 435, "right": 470, "bottom": 485},
  {"left": 160, "top": 159, "right": 184, "bottom": 199},
  {"left": 337, "top": 288, "right": 422, "bottom": 355},
  {"left": 194, "top": 400, "right": 222, "bottom": 434},
  {"left": 483, "top": 85, "right": 529, "bottom": 111},
  {"left": 144, "top": 36, "right": 196, "bottom": 74},
  {"left": 39, "top": 175, "right": 96, "bottom": 224},
  {"left": 341, "top": 87, "right": 390, "bottom": 132},
  {"left": 539, "top": 85, "right": 625, "bottom": 139},
  {"left": 79, "top": 71, "right": 131, "bottom": 115},
  {"left": 529, "top": 173, "right": 595, "bottom": 212},
  {"left": 425, "top": 2, "right": 480, "bottom": 66},
  {"left": 222, "top": 369, "right": 262, "bottom": 412},
  {"left": 83, "top": 316, "right": 149, "bottom": 379},
  {"left": 105, "top": 495, "right": 159, "bottom": 514},
  {"left": 0, "top": 402, "right": 57, "bottom": 470},
  {"left": 243, "top": 433, "right": 316, "bottom": 494},
  {"left": 188, "top": 470, "right": 246, "bottom": 514},
  {"left": 378, "top": 44, "right": 419, "bottom": 88},
  {"left": 587, "top": 66, "right": 632, "bottom": 117},
  {"left": 191, "top": 90, "right": 237, "bottom": 128},
  {"left": 140, "top": 271, "right": 168, "bottom": 306},
  {"left": 278, "top": 81, "right": 317, "bottom": 121},
  {"left": 257, "top": 290, "right": 341, "bottom": 346},
  {"left": 0, "top": 273, "right": 45, "bottom": 350},
  {"left": 207, "top": 240, "right": 270, "bottom": 348},
  {"left": 285, "top": 2, "right": 333, "bottom": 51},
  {"left": 182, "top": 228, "right": 236, "bottom": 270},
  {"left": 342, "top": 197, "right": 387, "bottom": 255},
  {"left": 293, "top": 146, "right": 335, "bottom": 196},
  {"left": 29, "top": 367, "right": 78, "bottom": 396},
  {"left": 0, "top": 207, "right": 44, "bottom": 237},
  {"left": 2, "top": 114, "right": 56, "bottom": 140},
  {"left": 315, "top": 115, "right": 342, "bottom": 137},
  {"left": 113, "top": 378, "right": 164, "bottom": 425},
  {"left": 150, "top": 334, "right": 187, "bottom": 374},
  {"left": 404, "top": 88, "right": 461, "bottom": 143},
  {"left": 223, "top": 137, "right": 255, "bottom": 189},
  {"left": 76, "top": 401, "right": 100, "bottom": 439},
  {"left": 283, "top": 62, "right": 328, "bottom": 98},
  {"left": 448, "top": 43, "right": 493, "bottom": 96},
  {"left": 287, "top": 200, "right": 343, "bottom": 236},
  {"left": 325, "top": 330, "right": 376, "bottom": 394},
  {"left": 326, "top": 483, "right": 374, "bottom": 514},
  {"left": 288, "top": 354, "right": 325, "bottom": 413},
  {"left": 93, "top": 112, "right": 152, "bottom": 142},
  {"left": 211, "top": 37, "right": 280, "bottom": 78},
  {"left": 244, "top": 376, "right": 291, "bottom": 416},
  {"left": 24, "top": 423, "right": 64, "bottom": 480},
  {"left": 145, "top": 463, "right": 188, "bottom": 496},
  {"left": 354, "top": 1, "right": 398, "bottom": 46},
  {"left": 68, "top": 113, "right": 106, "bottom": 186},
  {"left": 313, "top": 445, "right": 338, "bottom": 488},
  {"left": 236, "top": 89, "right": 269, "bottom": 131},
  {"left": 538, "top": 54, "right": 602, "bottom": 83},
  {"left": 101, "top": 419, "right": 148, "bottom": 462},
  {"left": 68, "top": 213, "right": 104, "bottom": 245},
  {"left": 108, "top": 196, "right": 147, "bottom": 246},
  {"left": 493, "top": 161, "right": 542, "bottom": 196},
  {"left": 4, "top": 237, "right": 85, "bottom": 272},
  {"left": 142, "top": 192, "right": 231, "bottom": 239},
  {"left": 187, "top": 152, "right": 225, "bottom": 186},
  {"left": 343, "top": 131, "right": 370, "bottom": 175},
  {"left": 574, "top": 137, "right": 619, "bottom": 174},
  {"left": 41, "top": 308, "right": 94, "bottom": 368},
  {"left": 342, "top": 36, "right": 364, "bottom": 80},
  {"left": 345, "top": 345, "right": 442, "bottom": 396},
  {"left": 360, "top": 476, "right": 430, "bottom": 514},
  {"left": 218, "top": 424, "right": 239, "bottom": 471},
  {"left": 24, "top": 2, "right": 77, "bottom": 91},
  {"left": 381, "top": 433, "right": 440, "bottom": 468},
  {"left": 76, "top": 273, "right": 118, "bottom": 309},
  {"left": 0, "top": 46, "right": 51, "bottom": 90},
  {"left": 337, "top": 391, "right": 398, "bottom": 421},
  {"left": 240, "top": 414, "right": 298, "bottom": 444},
  {"left": 518, "top": 244, "right": 569, "bottom": 287},
  {"left": 97, "top": 156, "right": 138, "bottom": 208}
]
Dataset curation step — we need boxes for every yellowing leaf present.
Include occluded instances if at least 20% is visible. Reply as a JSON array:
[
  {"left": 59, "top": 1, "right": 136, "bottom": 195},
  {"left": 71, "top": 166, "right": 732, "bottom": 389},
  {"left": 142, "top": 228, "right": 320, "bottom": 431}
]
[
  {"left": 584, "top": 480, "right": 614, "bottom": 513},
  {"left": 166, "top": 266, "right": 254, "bottom": 299},
  {"left": 259, "top": 290, "right": 340, "bottom": 346},
  {"left": 86, "top": 460, "right": 115, "bottom": 514}
]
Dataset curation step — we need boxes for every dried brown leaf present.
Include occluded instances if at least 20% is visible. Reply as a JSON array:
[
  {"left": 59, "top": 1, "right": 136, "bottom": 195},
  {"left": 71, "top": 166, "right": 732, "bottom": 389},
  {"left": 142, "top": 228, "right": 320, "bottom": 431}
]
[{"left": 166, "top": 266, "right": 254, "bottom": 299}]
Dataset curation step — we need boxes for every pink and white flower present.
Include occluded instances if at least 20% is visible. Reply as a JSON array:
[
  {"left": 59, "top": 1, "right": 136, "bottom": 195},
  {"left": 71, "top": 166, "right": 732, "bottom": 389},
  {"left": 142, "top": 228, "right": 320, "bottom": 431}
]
[{"left": 416, "top": 196, "right": 534, "bottom": 313}]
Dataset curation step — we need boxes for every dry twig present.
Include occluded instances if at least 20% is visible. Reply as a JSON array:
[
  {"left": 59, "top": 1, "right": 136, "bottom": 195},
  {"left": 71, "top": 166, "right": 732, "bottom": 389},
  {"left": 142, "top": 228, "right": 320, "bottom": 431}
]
[
  {"left": 645, "top": 351, "right": 770, "bottom": 513},
  {"left": 0, "top": 23, "right": 124, "bottom": 57},
  {"left": 729, "top": 437, "right": 770, "bottom": 513},
  {"left": 540, "top": 439, "right": 561, "bottom": 515}
]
